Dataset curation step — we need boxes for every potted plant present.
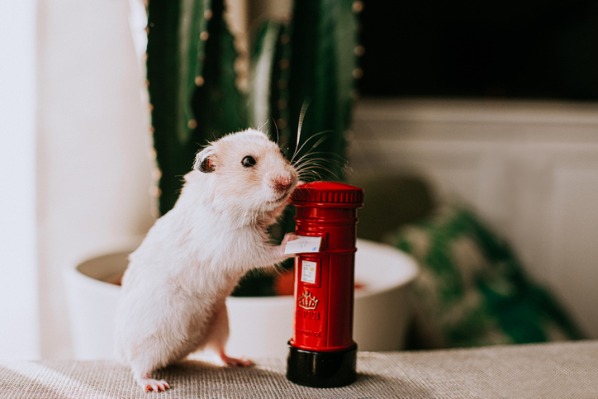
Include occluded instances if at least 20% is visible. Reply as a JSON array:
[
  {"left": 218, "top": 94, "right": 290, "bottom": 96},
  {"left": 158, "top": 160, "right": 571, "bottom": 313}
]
[{"left": 66, "top": 0, "right": 418, "bottom": 359}]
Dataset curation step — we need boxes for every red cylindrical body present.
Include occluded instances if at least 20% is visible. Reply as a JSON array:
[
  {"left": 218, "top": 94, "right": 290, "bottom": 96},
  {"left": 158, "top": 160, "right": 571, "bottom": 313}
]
[{"left": 286, "top": 181, "right": 364, "bottom": 387}]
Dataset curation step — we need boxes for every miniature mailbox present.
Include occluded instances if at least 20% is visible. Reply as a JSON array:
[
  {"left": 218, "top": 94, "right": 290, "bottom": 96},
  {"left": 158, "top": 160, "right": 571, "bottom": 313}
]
[{"left": 286, "top": 181, "right": 364, "bottom": 388}]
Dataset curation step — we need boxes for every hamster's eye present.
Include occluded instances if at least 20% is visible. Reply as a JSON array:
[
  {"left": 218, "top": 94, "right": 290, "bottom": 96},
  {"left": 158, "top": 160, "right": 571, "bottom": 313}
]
[{"left": 241, "top": 155, "right": 257, "bottom": 168}]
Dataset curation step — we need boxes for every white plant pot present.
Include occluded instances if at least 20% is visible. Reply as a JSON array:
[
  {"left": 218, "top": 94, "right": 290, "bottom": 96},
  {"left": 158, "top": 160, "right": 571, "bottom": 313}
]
[{"left": 65, "top": 239, "right": 418, "bottom": 360}]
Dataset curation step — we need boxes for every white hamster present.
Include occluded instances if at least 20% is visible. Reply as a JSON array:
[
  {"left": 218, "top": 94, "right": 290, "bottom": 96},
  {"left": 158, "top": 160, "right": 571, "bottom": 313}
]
[{"left": 115, "top": 129, "right": 299, "bottom": 392}]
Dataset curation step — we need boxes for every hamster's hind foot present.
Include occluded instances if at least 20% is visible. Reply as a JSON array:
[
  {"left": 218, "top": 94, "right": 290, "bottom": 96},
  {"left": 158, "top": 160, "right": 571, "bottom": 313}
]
[
  {"left": 219, "top": 351, "right": 255, "bottom": 367},
  {"left": 137, "top": 374, "right": 170, "bottom": 392}
]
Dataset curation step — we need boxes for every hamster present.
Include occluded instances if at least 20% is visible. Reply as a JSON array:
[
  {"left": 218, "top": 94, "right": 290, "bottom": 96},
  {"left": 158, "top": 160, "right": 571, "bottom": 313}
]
[{"left": 115, "top": 129, "right": 299, "bottom": 392}]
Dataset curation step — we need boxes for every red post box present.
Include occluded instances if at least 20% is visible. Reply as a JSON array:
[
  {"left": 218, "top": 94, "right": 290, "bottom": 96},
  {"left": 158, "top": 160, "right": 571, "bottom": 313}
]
[{"left": 286, "top": 181, "right": 364, "bottom": 387}]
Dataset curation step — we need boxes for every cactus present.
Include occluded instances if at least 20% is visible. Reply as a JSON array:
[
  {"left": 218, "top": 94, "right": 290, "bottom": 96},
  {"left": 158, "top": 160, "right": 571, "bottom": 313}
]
[
  {"left": 147, "top": 0, "right": 247, "bottom": 215},
  {"left": 248, "top": 20, "right": 293, "bottom": 153},
  {"left": 249, "top": 0, "right": 359, "bottom": 181},
  {"left": 291, "top": 0, "right": 360, "bottom": 182},
  {"left": 146, "top": 0, "right": 360, "bottom": 295}
]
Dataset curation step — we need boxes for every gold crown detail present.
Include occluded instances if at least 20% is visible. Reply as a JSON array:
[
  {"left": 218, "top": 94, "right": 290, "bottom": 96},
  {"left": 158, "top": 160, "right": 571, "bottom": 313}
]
[{"left": 298, "top": 291, "right": 319, "bottom": 310}]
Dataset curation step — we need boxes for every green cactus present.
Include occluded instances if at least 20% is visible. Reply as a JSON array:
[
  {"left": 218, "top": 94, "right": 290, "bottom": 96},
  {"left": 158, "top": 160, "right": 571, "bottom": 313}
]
[
  {"left": 288, "top": 0, "right": 359, "bottom": 182},
  {"left": 249, "top": 0, "right": 359, "bottom": 181},
  {"left": 147, "top": 0, "right": 247, "bottom": 215},
  {"left": 146, "top": 0, "right": 360, "bottom": 295}
]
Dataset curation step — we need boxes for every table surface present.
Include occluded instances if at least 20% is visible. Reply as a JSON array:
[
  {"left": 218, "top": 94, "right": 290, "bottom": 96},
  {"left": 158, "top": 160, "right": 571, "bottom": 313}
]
[{"left": 2, "top": 340, "right": 597, "bottom": 399}]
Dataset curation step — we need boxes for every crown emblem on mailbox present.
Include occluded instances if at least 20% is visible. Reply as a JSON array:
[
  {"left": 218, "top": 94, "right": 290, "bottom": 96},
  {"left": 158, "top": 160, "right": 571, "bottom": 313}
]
[{"left": 298, "top": 290, "right": 319, "bottom": 310}]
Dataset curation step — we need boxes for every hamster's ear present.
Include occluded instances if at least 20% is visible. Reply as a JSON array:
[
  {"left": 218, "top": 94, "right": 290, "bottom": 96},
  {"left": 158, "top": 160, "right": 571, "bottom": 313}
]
[{"left": 194, "top": 147, "right": 216, "bottom": 173}]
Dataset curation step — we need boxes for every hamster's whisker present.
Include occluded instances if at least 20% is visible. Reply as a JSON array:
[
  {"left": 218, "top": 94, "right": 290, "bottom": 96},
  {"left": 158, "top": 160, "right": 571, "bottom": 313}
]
[
  {"left": 290, "top": 136, "right": 330, "bottom": 167},
  {"left": 257, "top": 120, "right": 270, "bottom": 134},
  {"left": 271, "top": 118, "right": 281, "bottom": 145},
  {"left": 294, "top": 155, "right": 344, "bottom": 182},
  {"left": 293, "top": 151, "right": 345, "bottom": 171},
  {"left": 290, "top": 130, "right": 331, "bottom": 164},
  {"left": 295, "top": 100, "right": 311, "bottom": 154},
  {"left": 297, "top": 161, "right": 339, "bottom": 176}
]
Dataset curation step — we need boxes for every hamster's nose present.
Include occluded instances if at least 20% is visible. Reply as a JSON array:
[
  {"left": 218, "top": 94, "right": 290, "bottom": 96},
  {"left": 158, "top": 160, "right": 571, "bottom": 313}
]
[{"left": 272, "top": 175, "right": 293, "bottom": 193}]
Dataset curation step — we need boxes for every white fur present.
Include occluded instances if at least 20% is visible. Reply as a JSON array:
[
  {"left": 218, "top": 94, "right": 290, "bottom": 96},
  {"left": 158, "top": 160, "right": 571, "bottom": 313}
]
[{"left": 114, "top": 129, "right": 298, "bottom": 392}]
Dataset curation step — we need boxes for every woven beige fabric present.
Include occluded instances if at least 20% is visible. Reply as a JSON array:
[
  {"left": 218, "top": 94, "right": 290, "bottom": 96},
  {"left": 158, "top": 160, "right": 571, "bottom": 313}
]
[{"left": 1, "top": 341, "right": 597, "bottom": 398}]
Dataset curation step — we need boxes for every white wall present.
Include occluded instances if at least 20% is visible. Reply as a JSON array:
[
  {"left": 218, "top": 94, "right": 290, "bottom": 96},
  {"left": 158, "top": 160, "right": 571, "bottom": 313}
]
[
  {"left": 36, "top": 0, "right": 155, "bottom": 358},
  {"left": 2, "top": 0, "right": 261, "bottom": 360},
  {"left": 0, "top": 0, "right": 40, "bottom": 360}
]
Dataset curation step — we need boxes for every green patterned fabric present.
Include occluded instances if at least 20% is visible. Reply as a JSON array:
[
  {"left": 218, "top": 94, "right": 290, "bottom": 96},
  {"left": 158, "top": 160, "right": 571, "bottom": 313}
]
[{"left": 388, "top": 205, "right": 584, "bottom": 349}]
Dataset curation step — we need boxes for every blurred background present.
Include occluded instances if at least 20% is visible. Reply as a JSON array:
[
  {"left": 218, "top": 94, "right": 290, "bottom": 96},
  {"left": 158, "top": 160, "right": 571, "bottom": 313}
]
[{"left": 2, "top": 0, "right": 598, "bottom": 359}]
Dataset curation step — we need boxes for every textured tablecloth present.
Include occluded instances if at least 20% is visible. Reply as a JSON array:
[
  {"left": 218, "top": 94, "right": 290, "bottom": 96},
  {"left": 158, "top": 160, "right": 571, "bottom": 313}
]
[{"left": 2, "top": 340, "right": 597, "bottom": 398}]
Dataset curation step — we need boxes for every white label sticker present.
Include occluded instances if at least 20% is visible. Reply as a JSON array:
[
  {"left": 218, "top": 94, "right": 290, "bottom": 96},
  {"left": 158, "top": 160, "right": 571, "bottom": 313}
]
[
  {"left": 284, "top": 235, "right": 322, "bottom": 255},
  {"left": 301, "top": 260, "right": 317, "bottom": 284}
]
